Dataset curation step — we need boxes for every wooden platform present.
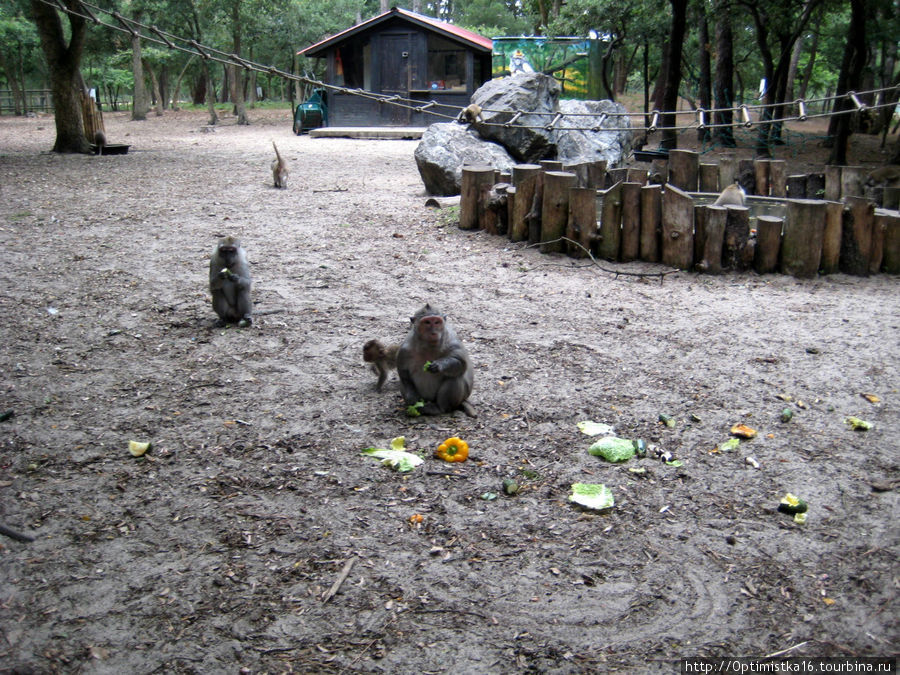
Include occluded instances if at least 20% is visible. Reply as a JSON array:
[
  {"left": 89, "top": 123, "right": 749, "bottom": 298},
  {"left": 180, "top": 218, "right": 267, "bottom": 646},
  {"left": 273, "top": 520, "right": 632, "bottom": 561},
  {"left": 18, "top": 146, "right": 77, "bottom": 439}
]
[{"left": 308, "top": 127, "right": 424, "bottom": 140}]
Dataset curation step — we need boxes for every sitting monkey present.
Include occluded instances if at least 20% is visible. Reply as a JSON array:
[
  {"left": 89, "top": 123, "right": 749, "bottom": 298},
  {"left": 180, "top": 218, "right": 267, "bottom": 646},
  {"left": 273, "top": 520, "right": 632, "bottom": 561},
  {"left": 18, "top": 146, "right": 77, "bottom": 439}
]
[{"left": 396, "top": 304, "right": 475, "bottom": 416}]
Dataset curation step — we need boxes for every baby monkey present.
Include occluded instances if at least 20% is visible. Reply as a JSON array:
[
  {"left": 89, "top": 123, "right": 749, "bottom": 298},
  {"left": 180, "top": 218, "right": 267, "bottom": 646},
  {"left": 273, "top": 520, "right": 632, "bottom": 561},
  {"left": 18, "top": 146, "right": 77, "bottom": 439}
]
[
  {"left": 94, "top": 130, "right": 107, "bottom": 155},
  {"left": 714, "top": 183, "right": 746, "bottom": 206},
  {"left": 457, "top": 103, "right": 484, "bottom": 125},
  {"left": 272, "top": 141, "right": 288, "bottom": 188},
  {"left": 363, "top": 339, "right": 398, "bottom": 391}
]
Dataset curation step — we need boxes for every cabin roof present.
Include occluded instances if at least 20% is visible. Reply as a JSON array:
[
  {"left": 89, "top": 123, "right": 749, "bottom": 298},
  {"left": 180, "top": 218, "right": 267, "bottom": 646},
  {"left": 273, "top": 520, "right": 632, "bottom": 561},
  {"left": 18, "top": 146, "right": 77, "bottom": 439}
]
[{"left": 298, "top": 7, "right": 493, "bottom": 57}]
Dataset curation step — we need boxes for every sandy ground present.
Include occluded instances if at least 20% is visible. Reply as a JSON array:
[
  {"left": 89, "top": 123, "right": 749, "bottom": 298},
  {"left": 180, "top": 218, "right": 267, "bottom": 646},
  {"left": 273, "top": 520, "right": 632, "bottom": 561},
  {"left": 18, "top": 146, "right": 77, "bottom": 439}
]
[{"left": 0, "top": 108, "right": 897, "bottom": 674}]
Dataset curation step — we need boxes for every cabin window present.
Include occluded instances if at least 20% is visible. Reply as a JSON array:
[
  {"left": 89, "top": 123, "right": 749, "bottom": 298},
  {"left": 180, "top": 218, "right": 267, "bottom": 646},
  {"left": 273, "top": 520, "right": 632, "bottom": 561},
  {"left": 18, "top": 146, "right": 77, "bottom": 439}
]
[
  {"left": 335, "top": 42, "right": 366, "bottom": 89},
  {"left": 427, "top": 35, "right": 466, "bottom": 92}
]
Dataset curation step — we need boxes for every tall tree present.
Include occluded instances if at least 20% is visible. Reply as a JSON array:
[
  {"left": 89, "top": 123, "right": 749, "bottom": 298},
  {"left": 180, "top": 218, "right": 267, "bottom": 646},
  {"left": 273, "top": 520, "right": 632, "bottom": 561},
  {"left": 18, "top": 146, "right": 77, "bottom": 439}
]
[
  {"left": 660, "top": 0, "right": 687, "bottom": 149},
  {"left": 827, "top": 0, "right": 867, "bottom": 165},
  {"left": 29, "top": 0, "right": 90, "bottom": 152},
  {"left": 713, "top": 0, "right": 736, "bottom": 147}
]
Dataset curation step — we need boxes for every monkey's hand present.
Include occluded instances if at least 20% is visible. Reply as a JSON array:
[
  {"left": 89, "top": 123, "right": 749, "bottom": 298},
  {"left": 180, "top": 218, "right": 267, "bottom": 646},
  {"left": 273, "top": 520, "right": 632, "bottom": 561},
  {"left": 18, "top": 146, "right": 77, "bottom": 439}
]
[
  {"left": 218, "top": 268, "right": 230, "bottom": 279},
  {"left": 426, "top": 357, "right": 465, "bottom": 377}
]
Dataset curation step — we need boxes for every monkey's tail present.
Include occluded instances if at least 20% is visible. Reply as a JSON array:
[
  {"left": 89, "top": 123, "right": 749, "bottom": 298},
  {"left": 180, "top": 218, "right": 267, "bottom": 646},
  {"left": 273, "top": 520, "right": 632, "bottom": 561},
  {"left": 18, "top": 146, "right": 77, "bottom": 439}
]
[
  {"left": 459, "top": 401, "right": 477, "bottom": 418},
  {"left": 272, "top": 141, "right": 283, "bottom": 163},
  {"left": 0, "top": 522, "right": 35, "bottom": 543}
]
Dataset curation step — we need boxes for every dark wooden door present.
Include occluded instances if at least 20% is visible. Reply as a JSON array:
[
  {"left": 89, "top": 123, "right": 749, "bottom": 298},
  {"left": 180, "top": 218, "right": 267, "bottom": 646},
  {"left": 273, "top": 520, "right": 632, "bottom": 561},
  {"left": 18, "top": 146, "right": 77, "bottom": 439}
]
[{"left": 380, "top": 33, "right": 411, "bottom": 125}]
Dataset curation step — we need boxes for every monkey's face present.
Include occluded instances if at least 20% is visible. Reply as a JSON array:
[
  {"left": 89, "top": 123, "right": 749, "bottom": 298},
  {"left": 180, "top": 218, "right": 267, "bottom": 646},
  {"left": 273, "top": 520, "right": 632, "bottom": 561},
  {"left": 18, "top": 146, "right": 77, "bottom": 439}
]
[
  {"left": 218, "top": 245, "right": 238, "bottom": 265},
  {"left": 417, "top": 315, "right": 444, "bottom": 346},
  {"left": 362, "top": 340, "right": 384, "bottom": 362}
]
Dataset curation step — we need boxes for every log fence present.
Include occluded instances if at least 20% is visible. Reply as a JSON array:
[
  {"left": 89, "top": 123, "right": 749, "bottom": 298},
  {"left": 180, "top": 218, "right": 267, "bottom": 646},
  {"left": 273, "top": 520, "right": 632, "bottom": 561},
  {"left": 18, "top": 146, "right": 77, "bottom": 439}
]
[{"left": 458, "top": 150, "right": 900, "bottom": 277}]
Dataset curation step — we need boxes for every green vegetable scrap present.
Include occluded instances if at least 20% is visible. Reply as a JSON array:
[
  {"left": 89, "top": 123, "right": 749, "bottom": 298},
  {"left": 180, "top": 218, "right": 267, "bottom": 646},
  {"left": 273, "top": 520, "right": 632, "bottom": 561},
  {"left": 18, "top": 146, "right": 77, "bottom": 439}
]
[
  {"left": 423, "top": 361, "right": 433, "bottom": 372},
  {"left": 844, "top": 416, "right": 873, "bottom": 431},
  {"left": 361, "top": 437, "right": 423, "bottom": 472},
  {"left": 588, "top": 436, "right": 637, "bottom": 462},
  {"left": 777, "top": 493, "right": 808, "bottom": 515},
  {"left": 406, "top": 400, "right": 425, "bottom": 417},
  {"left": 719, "top": 438, "right": 740, "bottom": 452},
  {"left": 569, "top": 483, "right": 615, "bottom": 511},
  {"left": 577, "top": 420, "right": 615, "bottom": 437},
  {"left": 658, "top": 414, "right": 676, "bottom": 428}
]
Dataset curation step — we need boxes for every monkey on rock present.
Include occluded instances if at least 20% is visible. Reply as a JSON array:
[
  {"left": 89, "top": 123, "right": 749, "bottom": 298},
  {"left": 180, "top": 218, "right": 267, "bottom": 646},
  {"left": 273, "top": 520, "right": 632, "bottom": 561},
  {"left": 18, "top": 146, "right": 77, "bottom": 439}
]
[{"left": 396, "top": 304, "right": 475, "bottom": 417}]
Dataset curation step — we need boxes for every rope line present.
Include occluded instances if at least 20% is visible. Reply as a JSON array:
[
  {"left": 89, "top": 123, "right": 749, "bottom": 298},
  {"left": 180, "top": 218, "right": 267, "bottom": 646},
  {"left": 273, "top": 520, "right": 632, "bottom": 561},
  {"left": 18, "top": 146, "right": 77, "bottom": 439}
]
[{"left": 42, "top": 0, "right": 900, "bottom": 135}]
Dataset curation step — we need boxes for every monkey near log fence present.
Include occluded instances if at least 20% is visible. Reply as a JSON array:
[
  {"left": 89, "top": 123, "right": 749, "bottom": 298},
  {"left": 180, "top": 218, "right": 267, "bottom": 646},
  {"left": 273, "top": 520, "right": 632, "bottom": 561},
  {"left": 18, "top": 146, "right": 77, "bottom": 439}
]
[
  {"left": 209, "top": 236, "right": 253, "bottom": 327},
  {"left": 714, "top": 183, "right": 746, "bottom": 207},
  {"left": 363, "top": 339, "right": 398, "bottom": 391},
  {"left": 94, "top": 130, "right": 106, "bottom": 156},
  {"left": 396, "top": 304, "right": 475, "bottom": 416},
  {"left": 865, "top": 166, "right": 900, "bottom": 188},
  {"left": 272, "top": 142, "right": 288, "bottom": 188}
]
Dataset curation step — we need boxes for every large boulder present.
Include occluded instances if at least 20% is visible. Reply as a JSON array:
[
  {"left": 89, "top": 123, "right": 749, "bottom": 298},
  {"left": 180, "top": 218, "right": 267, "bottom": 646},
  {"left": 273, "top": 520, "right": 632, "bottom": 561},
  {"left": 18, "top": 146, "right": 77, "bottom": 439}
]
[
  {"left": 414, "top": 72, "right": 634, "bottom": 195},
  {"left": 471, "top": 72, "right": 561, "bottom": 163},
  {"left": 553, "top": 99, "right": 633, "bottom": 165},
  {"left": 414, "top": 122, "right": 515, "bottom": 196}
]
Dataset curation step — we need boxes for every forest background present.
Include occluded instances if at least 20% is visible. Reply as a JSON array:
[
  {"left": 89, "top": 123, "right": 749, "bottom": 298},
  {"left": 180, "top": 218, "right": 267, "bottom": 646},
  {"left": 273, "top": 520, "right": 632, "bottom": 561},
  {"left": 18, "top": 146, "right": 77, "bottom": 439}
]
[{"left": 1, "top": 0, "right": 899, "bottom": 164}]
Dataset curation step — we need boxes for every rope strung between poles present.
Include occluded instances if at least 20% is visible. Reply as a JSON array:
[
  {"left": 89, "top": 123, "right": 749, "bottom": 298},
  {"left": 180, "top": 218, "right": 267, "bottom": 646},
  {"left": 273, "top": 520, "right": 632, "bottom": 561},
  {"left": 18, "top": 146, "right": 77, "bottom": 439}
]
[{"left": 40, "top": 0, "right": 900, "bottom": 136}]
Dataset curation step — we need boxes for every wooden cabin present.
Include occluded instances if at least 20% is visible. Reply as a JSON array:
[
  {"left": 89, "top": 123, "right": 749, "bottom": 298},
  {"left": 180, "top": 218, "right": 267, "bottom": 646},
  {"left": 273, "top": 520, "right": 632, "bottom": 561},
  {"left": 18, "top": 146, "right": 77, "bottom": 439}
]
[{"left": 298, "top": 7, "right": 492, "bottom": 127}]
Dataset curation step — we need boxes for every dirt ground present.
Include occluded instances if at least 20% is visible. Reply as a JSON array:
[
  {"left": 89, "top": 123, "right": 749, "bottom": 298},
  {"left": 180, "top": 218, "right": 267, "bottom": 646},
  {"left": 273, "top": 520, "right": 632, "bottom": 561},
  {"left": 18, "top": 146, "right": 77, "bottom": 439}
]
[{"left": 0, "top": 107, "right": 897, "bottom": 674}]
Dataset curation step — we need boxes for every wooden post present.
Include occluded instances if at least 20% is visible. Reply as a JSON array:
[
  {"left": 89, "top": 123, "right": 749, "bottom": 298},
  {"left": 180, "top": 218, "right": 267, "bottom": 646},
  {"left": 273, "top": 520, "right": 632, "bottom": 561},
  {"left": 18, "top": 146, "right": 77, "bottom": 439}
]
[
  {"left": 718, "top": 155, "right": 737, "bottom": 190},
  {"left": 597, "top": 182, "right": 623, "bottom": 260},
  {"left": 483, "top": 184, "right": 510, "bottom": 236},
  {"left": 870, "top": 214, "right": 886, "bottom": 274},
  {"left": 695, "top": 205, "right": 726, "bottom": 274},
  {"left": 840, "top": 166, "right": 865, "bottom": 199},
  {"left": 821, "top": 201, "right": 844, "bottom": 274},
  {"left": 754, "top": 215, "right": 782, "bottom": 274},
  {"left": 588, "top": 160, "right": 607, "bottom": 189},
  {"left": 807, "top": 173, "right": 826, "bottom": 200},
  {"left": 639, "top": 184, "right": 662, "bottom": 263},
  {"left": 781, "top": 199, "right": 827, "bottom": 278},
  {"left": 787, "top": 174, "right": 808, "bottom": 199},
  {"left": 667, "top": 149, "right": 699, "bottom": 191},
  {"left": 824, "top": 166, "right": 842, "bottom": 201},
  {"left": 661, "top": 184, "right": 694, "bottom": 269},
  {"left": 699, "top": 163, "right": 718, "bottom": 192},
  {"left": 738, "top": 159, "right": 756, "bottom": 195},
  {"left": 620, "top": 182, "right": 642, "bottom": 261},
  {"left": 769, "top": 160, "right": 787, "bottom": 197},
  {"left": 510, "top": 164, "right": 541, "bottom": 241},
  {"left": 884, "top": 187, "right": 900, "bottom": 210},
  {"left": 650, "top": 159, "right": 668, "bottom": 187},
  {"left": 567, "top": 187, "right": 598, "bottom": 258},
  {"left": 540, "top": 171, "right": 577, "bottom": 253},
  {"left": 722, "top": 205, "right": 751, "bottom": 270},
  {"left": 506, "top": 186, "right": 516, "bottom": 238},
  {"left": 540, "top": 160, "right": 563, "bottom": 172},
  {"left": 563, "top": 162, "right": 591, "bottom": 187},
  {"left": 626, "top": 168, "right": 649, "bottom": 184},
  {"left": 754, "top": 159, "right": 770, "bottom": 196},
  {"left": 840, "top": 196, "right": 874, "bottom": 276},
  {"left": 460, "top": 165, "right": 495, "bottom": 230},
  {"left": 607, "top": 167, "right": 628, "bottom": 186},
  {"left": 880, "top": 212, "right": 900, "bottom": 273}
]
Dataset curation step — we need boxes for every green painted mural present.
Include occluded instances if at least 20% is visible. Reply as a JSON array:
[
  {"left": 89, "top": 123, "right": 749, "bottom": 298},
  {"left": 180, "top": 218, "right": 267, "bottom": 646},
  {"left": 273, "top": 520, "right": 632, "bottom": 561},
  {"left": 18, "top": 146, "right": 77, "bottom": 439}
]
[{"left": 491, "top": 37, "right": 604, "bottom": 100}]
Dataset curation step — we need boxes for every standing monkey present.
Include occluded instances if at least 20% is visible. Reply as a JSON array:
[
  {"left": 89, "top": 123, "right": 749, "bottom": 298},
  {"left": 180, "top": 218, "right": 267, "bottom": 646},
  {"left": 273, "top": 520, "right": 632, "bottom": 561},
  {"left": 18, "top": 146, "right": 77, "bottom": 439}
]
[
  {"left": 272, "top": 142, "right": 288, "bottom": 188},
  {"left": 94, "top": 130, "right": 107, "bottom": 155},
  {"left": 396, "top": 304, "right": 475, "bottom": 416},
  {"left": 457, "top": 103, "right": 484, "bottom": 125},
  {"left": 714, "top": 183, "right": 746, "bottom": 206},
  {"left": 209, "top": 236, "right": 253, "bottom": 327},
  {"left": 363, "top": 339, "right": 398, "bottom": 391}
]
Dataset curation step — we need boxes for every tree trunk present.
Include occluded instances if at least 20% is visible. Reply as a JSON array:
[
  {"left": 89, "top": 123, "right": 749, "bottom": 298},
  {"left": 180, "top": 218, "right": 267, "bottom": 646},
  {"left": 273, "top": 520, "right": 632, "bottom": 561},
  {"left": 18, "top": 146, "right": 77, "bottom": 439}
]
[
  {"left": 29, "top": 0, "right": 90, "bottom": 153},
  {"left": 697, "top": 9, "right": 712, "bottom": 144},
  {"left": 144, "top": 60, "right": 164, "bottom": 116},
  {"left": 712, "top": 1, "right": 736, "bottom": 148},
  {"left": 131, "top": 33, "right": 149, "bottom": 121},
  {"left": 230, "top": 0, "right": 249, "bottom": 125},
  {"left": 660, "top": 0, "right": 688, "bottom": 150},
  {"left": 827, "top": 0, "right": 867, "bottom": 164},
  {"left": 170, "top": 56, "right": 195, "bottom": 110}
]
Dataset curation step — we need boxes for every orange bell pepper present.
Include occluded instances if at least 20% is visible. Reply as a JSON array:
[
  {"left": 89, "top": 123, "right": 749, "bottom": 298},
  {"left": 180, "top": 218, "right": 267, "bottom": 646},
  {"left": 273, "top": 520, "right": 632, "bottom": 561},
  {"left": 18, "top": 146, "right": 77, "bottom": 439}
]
[{"left": 435, "top": 437, "right": 469, "bottom": 462}]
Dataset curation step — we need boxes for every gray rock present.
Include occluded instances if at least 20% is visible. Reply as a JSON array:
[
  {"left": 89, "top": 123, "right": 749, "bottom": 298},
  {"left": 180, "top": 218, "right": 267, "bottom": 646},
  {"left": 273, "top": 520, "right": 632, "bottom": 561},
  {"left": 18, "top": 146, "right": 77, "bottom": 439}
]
[
  {"left": 472, "top": 72, "right": 561, "bottom": 163},
  {"left": 414, "top": 122, "right": 515, "bottom": 196},
  {"left": 553, "top": 99, "right": 633, "bottom": 166}
]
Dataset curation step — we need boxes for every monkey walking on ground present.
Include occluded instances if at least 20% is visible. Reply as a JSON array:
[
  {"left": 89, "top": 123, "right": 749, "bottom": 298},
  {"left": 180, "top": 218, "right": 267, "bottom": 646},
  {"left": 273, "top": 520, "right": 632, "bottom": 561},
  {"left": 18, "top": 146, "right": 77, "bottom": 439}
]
[
  {"left": 363, "top": 339, "right": 398, "bottom": 391},
  {"left": 714, "top": 183, "right": 746, "bottom": 206},
  {"left": 209, "top": 236, "right": 253, "bottom": 327},
  {"left": 457, "top": 103, "right": 484, "bottom": 125},
  {"left": 396, "top": 304, "right": 475, "bottom": 417},
  {"left": 94, "top": 130, "right": 106, "bottom": 156},
  {"left": 272, "top": 141, "right": 288, "bottom": 188}
]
